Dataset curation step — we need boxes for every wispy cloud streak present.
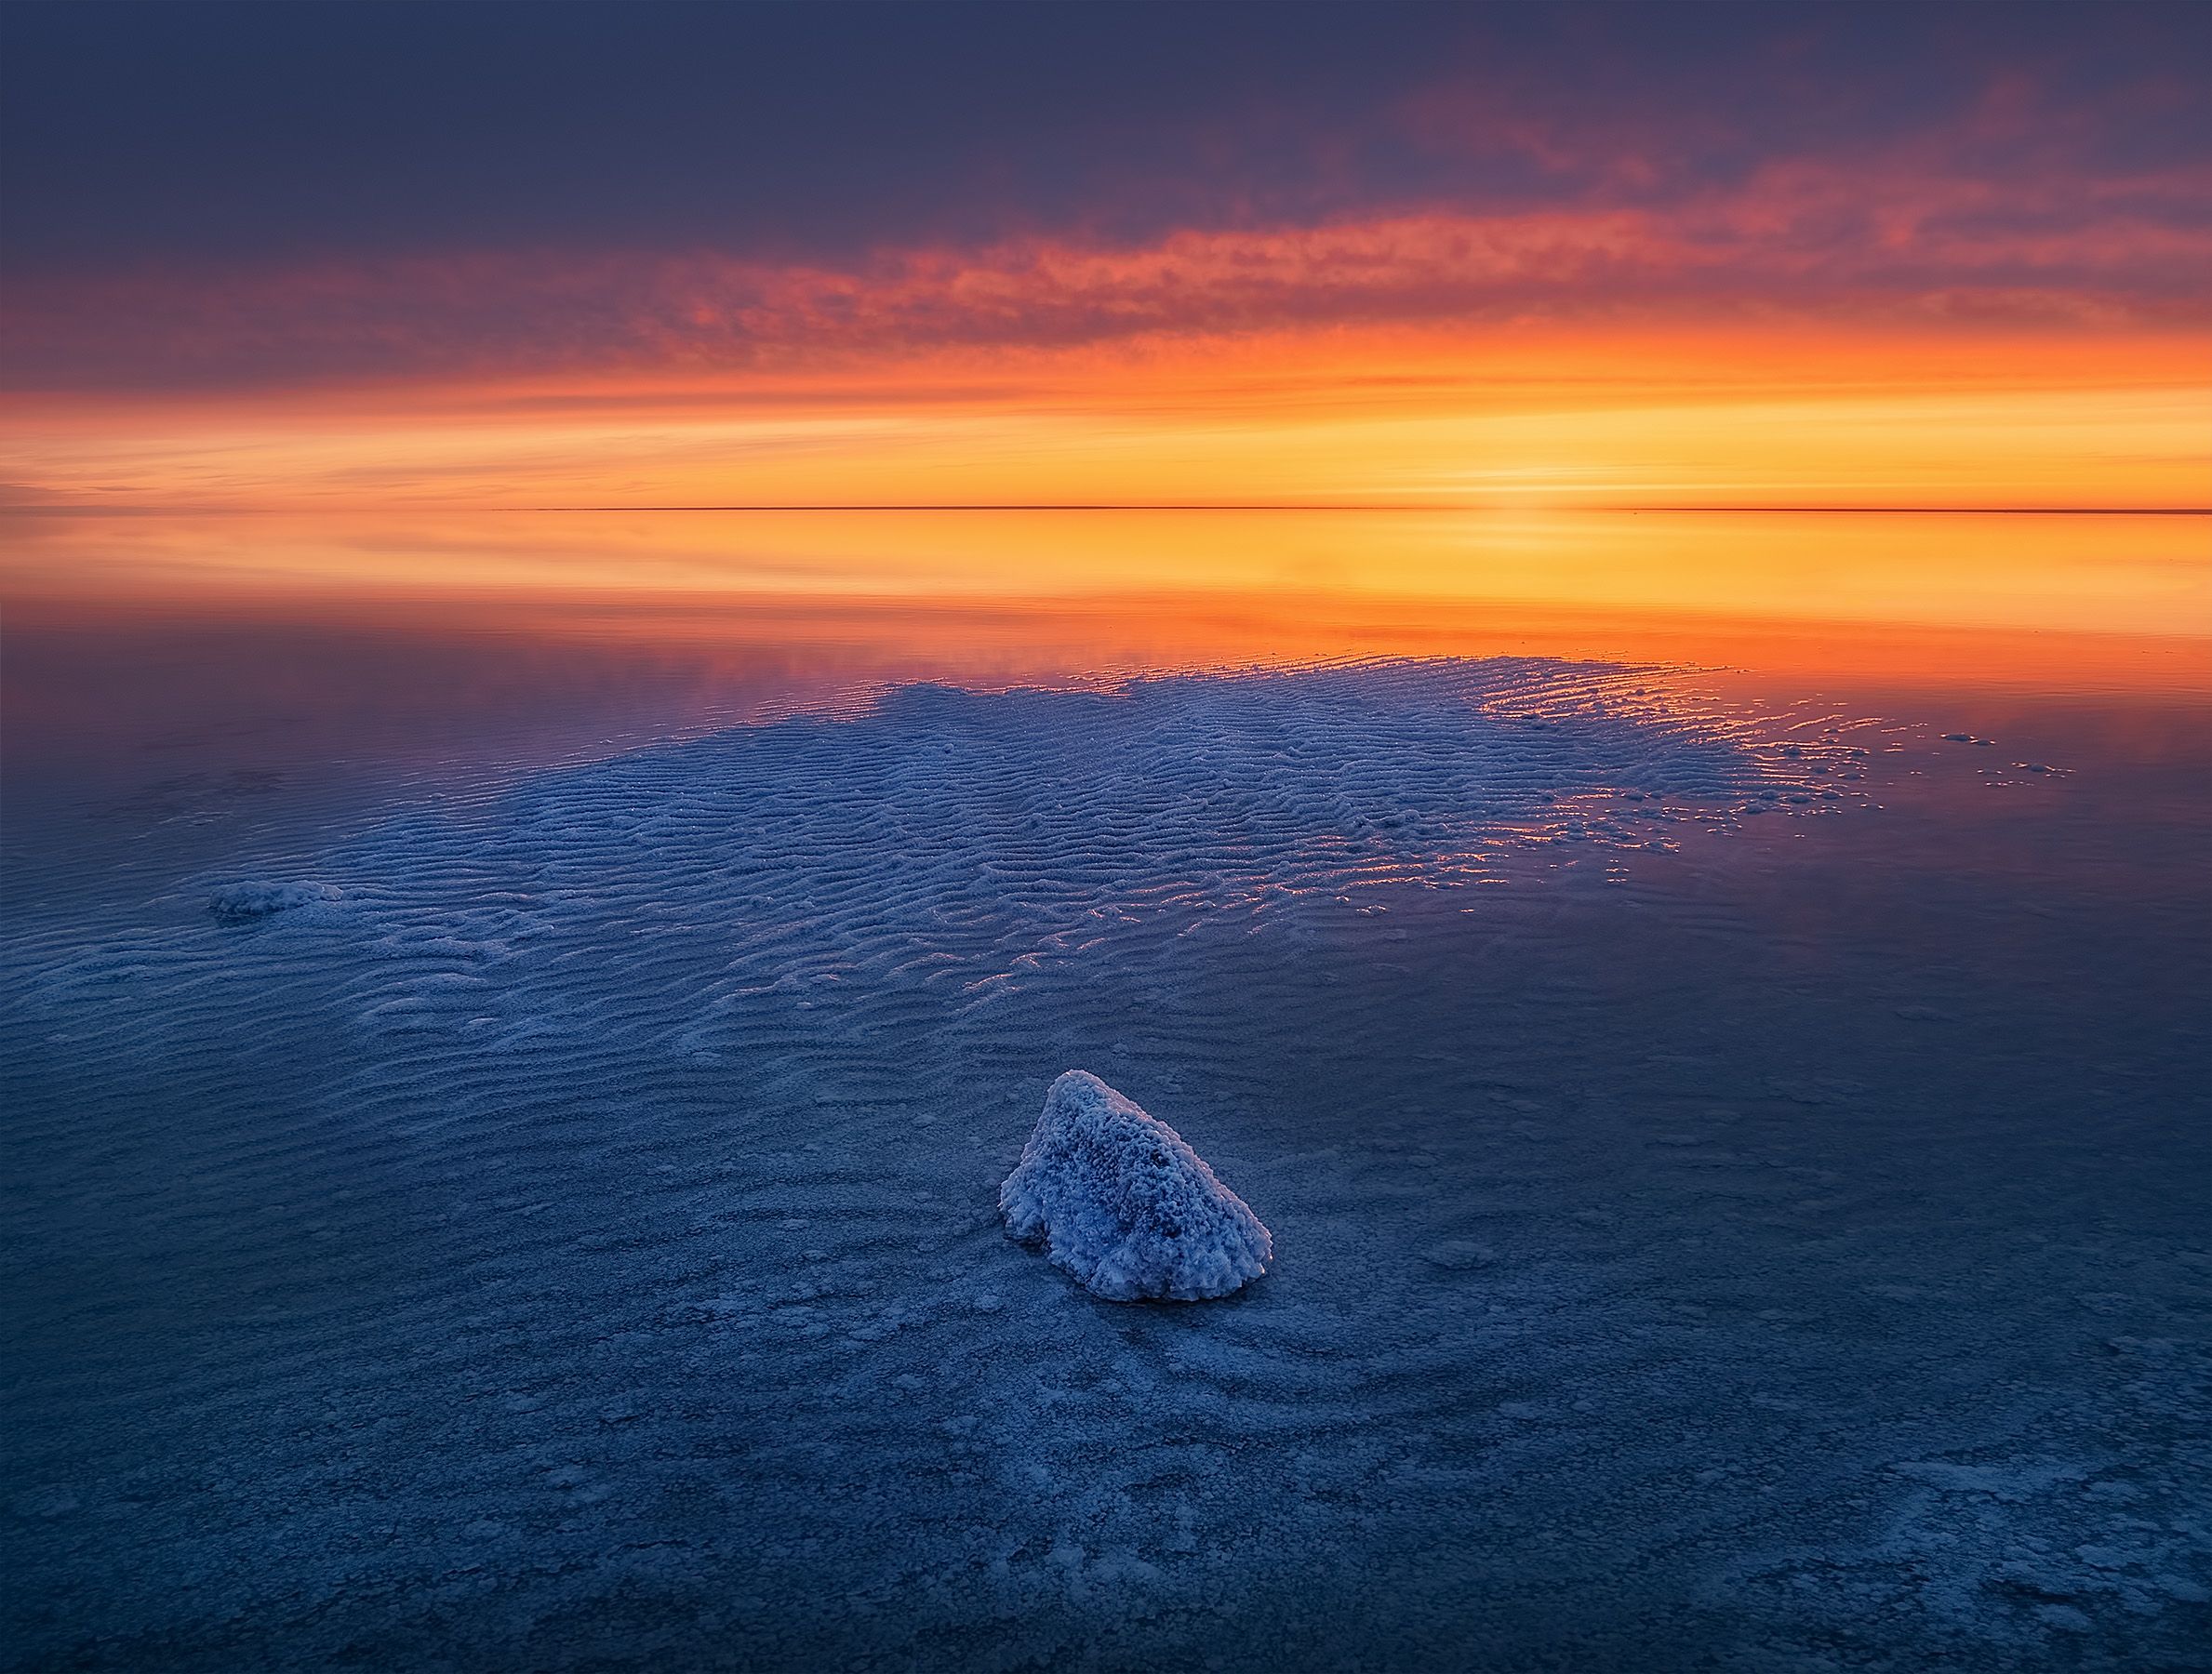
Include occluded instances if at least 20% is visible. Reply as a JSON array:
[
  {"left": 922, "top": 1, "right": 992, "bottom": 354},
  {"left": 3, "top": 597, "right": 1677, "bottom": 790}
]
[{"left": 7, "top": 176, "right": 2208, "bottom": 394}]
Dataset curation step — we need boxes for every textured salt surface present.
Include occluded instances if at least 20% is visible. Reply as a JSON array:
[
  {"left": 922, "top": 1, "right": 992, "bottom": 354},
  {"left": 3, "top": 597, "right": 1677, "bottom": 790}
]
[
  {"left": 1002, "top": 1070, "right": 1272, "bottom": 1300},
  {"left": 5, "top": 658, "right": 2207, "bottom": 1673},
  {"left": 11, "top": 659, "right": 1868, "bottom": 1074},
  {"left": 207, "top": 881, "right": 341, "bottom": 924}
]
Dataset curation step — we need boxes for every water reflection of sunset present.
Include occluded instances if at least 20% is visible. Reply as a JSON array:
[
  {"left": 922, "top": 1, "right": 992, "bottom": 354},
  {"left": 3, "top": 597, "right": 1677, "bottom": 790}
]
[{"left": 6, "top": 509, "right": 2204, "bottom": 692}]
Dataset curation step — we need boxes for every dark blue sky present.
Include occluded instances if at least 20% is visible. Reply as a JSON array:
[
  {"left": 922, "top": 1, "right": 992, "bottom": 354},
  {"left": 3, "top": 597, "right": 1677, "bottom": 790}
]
[{"left": 6, "top": 1, "right": 2205, "bottom": 274}]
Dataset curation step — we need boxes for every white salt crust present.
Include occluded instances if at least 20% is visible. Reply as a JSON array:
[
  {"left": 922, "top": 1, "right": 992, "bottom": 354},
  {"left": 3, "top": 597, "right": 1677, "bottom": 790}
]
[{"left": 1001, "top": 1070, "right": 1273, "bottom": 1301}]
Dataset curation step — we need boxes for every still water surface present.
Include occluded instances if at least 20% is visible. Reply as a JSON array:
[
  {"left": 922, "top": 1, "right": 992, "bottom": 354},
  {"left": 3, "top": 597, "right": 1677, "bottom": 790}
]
[{"left": 4, "top": 510, "right": 2207, "bottom": 1671}]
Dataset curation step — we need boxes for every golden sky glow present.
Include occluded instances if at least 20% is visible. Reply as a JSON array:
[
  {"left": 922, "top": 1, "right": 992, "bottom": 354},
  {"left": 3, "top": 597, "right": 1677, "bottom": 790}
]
[
  {"left": 6, "top": 321, "right": 2208, "bottom": 512},
  {"left": 5, "top": 4, "right": 2207, "bottom": 653}
]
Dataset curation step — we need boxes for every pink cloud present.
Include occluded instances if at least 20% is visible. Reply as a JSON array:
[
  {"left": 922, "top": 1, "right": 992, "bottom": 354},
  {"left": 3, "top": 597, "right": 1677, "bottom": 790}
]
[{"left": 6, "top": 168, "right": 2207, "bottom": 394}]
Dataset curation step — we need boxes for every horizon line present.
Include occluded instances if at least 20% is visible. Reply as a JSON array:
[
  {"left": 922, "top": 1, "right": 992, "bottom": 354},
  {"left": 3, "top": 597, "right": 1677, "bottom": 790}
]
[
  {"left": 7, "top": 502, "right": 2208, "bottom": 517},
  {"left": 529, "top": 503, "right": 2212, "bottom": 516}
]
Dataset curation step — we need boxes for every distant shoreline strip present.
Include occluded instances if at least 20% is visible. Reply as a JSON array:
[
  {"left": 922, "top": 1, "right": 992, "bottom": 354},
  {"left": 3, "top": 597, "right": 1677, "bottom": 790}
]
[
  {"left": 9, "top": 503, "right": 2207, "bottom": 517},
  {"left": 530, "top": 504, "right": 2212, "bottom": 515}
]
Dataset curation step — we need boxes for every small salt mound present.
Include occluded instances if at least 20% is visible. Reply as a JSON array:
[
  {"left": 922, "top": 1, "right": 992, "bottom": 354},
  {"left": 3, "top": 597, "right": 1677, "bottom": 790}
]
[
  {"left": 208, "top": 882, "right": 337, "bottom": 924},
  {"left": 1001, "top": 1070, "right": 1273, "bottom": 1302}
]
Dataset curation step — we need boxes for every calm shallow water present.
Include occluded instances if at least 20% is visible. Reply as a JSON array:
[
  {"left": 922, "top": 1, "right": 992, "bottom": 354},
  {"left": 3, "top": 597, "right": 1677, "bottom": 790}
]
[{"left": 4, "top": 512, "right": 2208, "bottom": 1671}]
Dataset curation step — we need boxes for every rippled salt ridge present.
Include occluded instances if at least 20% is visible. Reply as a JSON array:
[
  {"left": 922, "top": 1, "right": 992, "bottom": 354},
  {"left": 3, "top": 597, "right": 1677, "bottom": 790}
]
[
  {"left": 16, "top": 658, "right": 1865, "bottom": 1050},
  {"left": 7, "top": 658, "right": 2206, "bottom": 1673}
]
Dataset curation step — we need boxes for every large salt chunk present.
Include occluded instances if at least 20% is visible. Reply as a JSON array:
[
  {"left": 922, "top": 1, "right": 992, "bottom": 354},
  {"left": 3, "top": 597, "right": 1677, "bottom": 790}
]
[{"left": 1000, "top": 1070, "right": 1273, "bottom": 1301}]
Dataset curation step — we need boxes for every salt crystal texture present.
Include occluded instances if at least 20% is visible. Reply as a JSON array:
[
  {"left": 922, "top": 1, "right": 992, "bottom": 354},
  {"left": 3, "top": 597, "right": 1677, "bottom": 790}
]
[
  {"left": 1001, "top": 1070, "right": 1273, "bottom": 1301},
  {"left": 207, "top": 881, "right": 339, "bottom": 923}
]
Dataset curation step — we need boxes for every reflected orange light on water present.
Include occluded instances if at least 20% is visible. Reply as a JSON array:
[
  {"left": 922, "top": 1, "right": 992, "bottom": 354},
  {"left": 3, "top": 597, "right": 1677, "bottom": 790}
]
[{"left": 5, "top": 508, "right": 2205, "bottom": 696}]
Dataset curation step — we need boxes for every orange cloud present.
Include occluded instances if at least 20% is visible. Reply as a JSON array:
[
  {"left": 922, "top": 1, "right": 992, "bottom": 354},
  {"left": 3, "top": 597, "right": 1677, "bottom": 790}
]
[{"left": 4, "top": 175, "right": 2207, "bottom": 514}]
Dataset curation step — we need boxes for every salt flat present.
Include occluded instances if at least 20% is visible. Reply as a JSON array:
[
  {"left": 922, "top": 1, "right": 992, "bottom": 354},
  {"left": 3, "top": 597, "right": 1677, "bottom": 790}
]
[{"left": 5, "top": 658, "right": 2205, "bottom": 1672}]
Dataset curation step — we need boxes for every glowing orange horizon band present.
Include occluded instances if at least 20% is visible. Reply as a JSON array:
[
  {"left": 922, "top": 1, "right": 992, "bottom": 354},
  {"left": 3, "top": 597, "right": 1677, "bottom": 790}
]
[{"left": 5, "top": 315, "right": 2208, "bottom": 514}]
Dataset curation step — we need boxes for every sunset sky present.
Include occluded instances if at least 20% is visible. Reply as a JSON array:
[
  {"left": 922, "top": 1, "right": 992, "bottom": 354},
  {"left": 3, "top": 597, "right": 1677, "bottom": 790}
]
[{"left": 4, "top": 1, "right": 2208, "bottom": 512}]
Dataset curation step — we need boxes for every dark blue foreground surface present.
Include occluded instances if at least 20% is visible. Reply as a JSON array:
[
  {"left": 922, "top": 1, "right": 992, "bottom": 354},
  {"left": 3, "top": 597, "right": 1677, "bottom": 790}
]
[{"left": 5, "top": 655, "right": 2208, "bottom": 1673}]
